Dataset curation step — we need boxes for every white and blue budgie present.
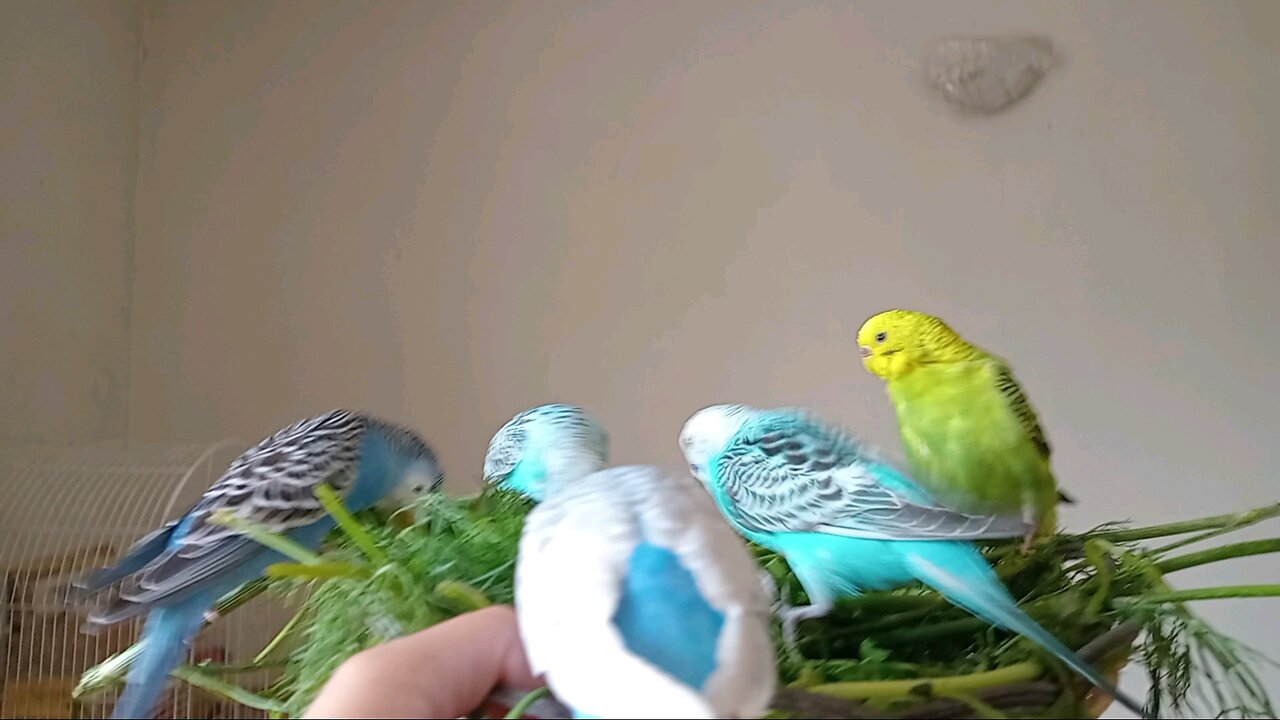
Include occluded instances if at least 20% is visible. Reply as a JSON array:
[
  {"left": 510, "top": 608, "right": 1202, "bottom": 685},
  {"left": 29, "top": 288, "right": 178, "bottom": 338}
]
[
  {"left": 483, "top": 403, "right": 777, "bottom": 718},
  {"left": 75, "top": 409, "right": 444, "bottom": 719},
  {"left": 679, "top": 403, "right": 1149, "bottom": 719}
]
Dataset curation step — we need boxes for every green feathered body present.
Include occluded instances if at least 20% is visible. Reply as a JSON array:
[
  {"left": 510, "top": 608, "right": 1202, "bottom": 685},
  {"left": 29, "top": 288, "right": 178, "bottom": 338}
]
[{"left": 886, "top": 356, "right": 1059, "bottom": 537}]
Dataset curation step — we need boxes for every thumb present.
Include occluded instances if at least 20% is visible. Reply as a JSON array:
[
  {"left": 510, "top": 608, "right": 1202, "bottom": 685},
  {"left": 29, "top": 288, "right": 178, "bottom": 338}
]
[{"left": 303, "top": 605, "right": 539, "bottom": 718}]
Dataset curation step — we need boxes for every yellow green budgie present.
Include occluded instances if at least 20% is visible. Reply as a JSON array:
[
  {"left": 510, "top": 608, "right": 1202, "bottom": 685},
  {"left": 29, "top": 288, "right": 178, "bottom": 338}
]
[{"left": 856, "top": 308, "right": 1071, "bottom": 549}]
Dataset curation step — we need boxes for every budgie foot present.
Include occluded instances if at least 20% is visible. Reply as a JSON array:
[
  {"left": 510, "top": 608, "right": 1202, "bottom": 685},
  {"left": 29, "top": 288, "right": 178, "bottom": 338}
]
[
  {"left": 779, "top": 601, "right": 833, "bottom": 661},
  {"left": 203, "top": 610, "right": 220, "bottom": 623},
  {"left": 1019, "top": 531, "right": 1036, "bottom": 555},
  {"left": 1020, "top": 505, "right": 1040, "bottom": 555},
  {"left": 760, "top": 569, "right": 799, "bottom": 619},
  {"left": 762, "top": 572, "right": 802, "bottom": 662},
  {"left": 758, "top": 569, "right": 781, "bottom": 608}
]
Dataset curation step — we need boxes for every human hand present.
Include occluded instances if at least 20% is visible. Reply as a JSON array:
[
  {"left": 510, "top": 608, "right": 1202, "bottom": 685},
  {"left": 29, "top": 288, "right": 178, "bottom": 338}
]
[{"left": 302, "top": 604, "right": 541, "bottom": 718}]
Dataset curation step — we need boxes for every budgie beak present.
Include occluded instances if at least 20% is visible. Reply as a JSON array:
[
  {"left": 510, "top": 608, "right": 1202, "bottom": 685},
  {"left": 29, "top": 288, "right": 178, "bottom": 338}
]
[{"left": 859, "top": 344, "right": 894, "bottom": 377}]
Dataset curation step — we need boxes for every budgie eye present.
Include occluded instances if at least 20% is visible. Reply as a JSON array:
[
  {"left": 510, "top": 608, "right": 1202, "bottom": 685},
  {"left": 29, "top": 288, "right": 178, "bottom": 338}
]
[{"left": 875, "top": 331, "right": 888, "bottom": 343}]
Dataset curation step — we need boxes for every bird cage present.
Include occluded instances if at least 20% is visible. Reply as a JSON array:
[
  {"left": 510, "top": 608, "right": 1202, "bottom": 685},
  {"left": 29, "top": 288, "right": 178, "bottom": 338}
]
[{"left": 0, "top": 441, "right": 298, "bottom": 719}]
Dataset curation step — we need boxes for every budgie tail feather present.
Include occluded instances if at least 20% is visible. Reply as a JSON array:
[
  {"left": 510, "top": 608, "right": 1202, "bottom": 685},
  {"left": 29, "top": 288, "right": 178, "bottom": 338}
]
[
  {"left": 902, "top": 548, "right": 1149, "bottom": 718},
  {"left": 109, "top": 596, "right": 210, "bottom": 719},
  {"left": 71, "top": 521, "right": 181, "bottom": 601}
]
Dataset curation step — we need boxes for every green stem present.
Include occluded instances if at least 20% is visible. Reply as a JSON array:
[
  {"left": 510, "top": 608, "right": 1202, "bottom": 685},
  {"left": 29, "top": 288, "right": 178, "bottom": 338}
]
[
  {"left": 74, "top": 580, "right": 272, "bottom": 698},
  {"left": 316, "top": 483, "right": 388, "bottom": 566},
  {"left": 171, "top": 664, "right": 286, "bottom": 712},
  {"left": 208, "top": 509, "right": 324, "bottom": 565},
  {"left": 1155, "top": 538, "right": 1280, "bottom": 574},
  {"left": 191, "top": 661, "right": 288, "bottom": 675},
  {"left": 1083, "top": 504, "right": 1280, "bottom": 544},
  {"left": 844, "top": 606, "right": 943, "bottom": 634},
  {"left": 434, "top": 579, "right": 494, "bottom": 612},
  {"left": 1091, "top": 537, "right": 1170, "bottom": 591},
  {"left": 74, "top": 643, "right": 144, "bottom": 698},
  {"left": 1150, "top": 505, "right": 1280, "bottom": 554},
  {"left": 214, "top": 578, "right": 273, "bottom": 615},
  {"left": 876, "top": 615, "right": 991, "bottom": 645},
  {"left": 806, "top": 661, "right": 1044, "bottom": 701},
  {"left": 1119, "top": 584, "right": 1280, "bottom": 605},
  {"left": 504, "top": 687, "right": 552, "bottom": 719},
  {"left": 840, "top": 593, "right": 941, "bottom": 614},
  {"left": 254, "top": 606, "right": 307, "bottom": 665},
  {"left": 265, "top": 560, "right": 368, "bottom": 579},
  {"left": 936, "top": 691, "right": 1011, "bottom": 719},
  {"left": 1155, "top": 527, "right": 1250, "bottom": 555},
  {"left": 873, "top": 594, "right": 1078, "bottom": 645},
  {"left": 1084, "top": 539, "right": 1114, "bottom": 620}
]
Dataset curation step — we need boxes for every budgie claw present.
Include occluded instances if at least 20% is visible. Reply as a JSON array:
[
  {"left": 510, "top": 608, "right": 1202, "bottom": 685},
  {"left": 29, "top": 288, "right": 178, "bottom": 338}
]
[
  {"left": 1020, "top": 505, "right": 1039, "bottom": 555},
  {"left": 760, "top": 569, "right": 797, "bottom": 616},
  {"left": 203, "top": 610, "right": 220, "bottom": 623},
  {"left": 769, "top": 575, "right": 804, "bottom": 662},
  {"left": 778, "top": 601, "right": 833, "bottom": 662},
  {"left": 758, "top": 569, "right": 781, "bottom": 607},
  {"left": 781, "top": 621, "right": 803, "bottom": 663}
]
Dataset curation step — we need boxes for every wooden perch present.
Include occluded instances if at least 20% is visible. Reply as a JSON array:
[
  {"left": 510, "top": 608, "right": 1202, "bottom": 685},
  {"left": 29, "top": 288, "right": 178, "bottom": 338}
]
[{"left": 473, "top": 621, "right": 1147, "bottom": 719}]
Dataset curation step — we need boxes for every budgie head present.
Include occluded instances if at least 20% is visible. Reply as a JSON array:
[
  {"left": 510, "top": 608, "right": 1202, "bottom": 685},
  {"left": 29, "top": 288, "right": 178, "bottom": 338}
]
[
  {"left": 363, "top": 416, "right": 447, "bottom": 512},
  {"left": 482, "top": 403, "right": 609, "bottom": 501},
  {"left": 856, "top": 308, "right": 977, "bottom": 380},
  {"left": 679, "top": 403, "right": 761, "bottom": 486}
]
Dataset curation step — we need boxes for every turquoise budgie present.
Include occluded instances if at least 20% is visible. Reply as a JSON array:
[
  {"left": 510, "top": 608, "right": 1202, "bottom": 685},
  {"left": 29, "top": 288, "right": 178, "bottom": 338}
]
[
  {"left": 484, "top": 403, "right": 777, "bottom": 718},
  {"left": 74, "top": 410, "right": 443, "bottom": 719},
  {"left": 679, "top": 404, "right": 1149, "bottom": 719}
]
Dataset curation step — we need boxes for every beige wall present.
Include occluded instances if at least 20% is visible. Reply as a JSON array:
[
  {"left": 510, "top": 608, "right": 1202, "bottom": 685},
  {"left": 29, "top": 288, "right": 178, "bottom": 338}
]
[
  {"left": 2, "top": 0, "right": 1271, "bottom": 714},
  {"left": 128, "top": 0, "right": 1280, "bottom": 504},
  {"left": 1, "top": 0, "right": 140, "bottom": 445}
]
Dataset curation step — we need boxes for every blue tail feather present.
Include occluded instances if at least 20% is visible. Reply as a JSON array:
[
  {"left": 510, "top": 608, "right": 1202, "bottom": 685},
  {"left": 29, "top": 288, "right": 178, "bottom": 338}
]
[
  {"left": 74, "top": 522, "right": 179, "bottom": 596},
  {"left": 903, "top": 544, "right": 1150, "bottom": 719},
  {"left": 111, "top": 596, "right": 211, "bottom": 719}
]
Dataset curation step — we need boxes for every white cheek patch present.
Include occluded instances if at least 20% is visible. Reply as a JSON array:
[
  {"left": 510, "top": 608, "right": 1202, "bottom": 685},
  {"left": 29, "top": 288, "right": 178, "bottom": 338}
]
[
  {"left": 404, "top": 469, "right": 434, "bottom": 495},
  {"left": 381, "top": 470, "right": 434, "bottom": 509}
]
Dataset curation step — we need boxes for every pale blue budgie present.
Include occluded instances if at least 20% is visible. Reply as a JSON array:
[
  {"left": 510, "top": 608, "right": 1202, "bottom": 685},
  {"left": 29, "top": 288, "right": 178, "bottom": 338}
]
[
  {"left": 679, "top": 403, "right": 1149, "bottom": 719},
  {"left": 483, "top": 403, "right": 777, "bottom": 718},
  {"left": 75, "top": 409, "right": 444, "bottom": 719},
  {"left": 483, "top": 403, "right": 611, "bottom": 502}
]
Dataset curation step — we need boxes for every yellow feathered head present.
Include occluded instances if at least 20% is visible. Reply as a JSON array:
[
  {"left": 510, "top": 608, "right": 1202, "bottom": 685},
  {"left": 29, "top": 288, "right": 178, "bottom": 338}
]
[{"left": 856, "top": 308, "right": 974, "bottom": 379}]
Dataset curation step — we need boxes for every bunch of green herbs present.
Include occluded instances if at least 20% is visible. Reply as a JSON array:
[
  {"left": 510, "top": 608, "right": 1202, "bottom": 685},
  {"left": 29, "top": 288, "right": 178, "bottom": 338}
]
[{"left": 75, "top": 493, "right": 1280, "bottom": 719}]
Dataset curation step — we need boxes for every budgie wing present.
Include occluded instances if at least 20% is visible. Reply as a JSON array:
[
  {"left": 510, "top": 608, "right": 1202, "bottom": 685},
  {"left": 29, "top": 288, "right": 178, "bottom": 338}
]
[
  {"left": 990, "top": 362, "right": 1051, "bottom": 460},
  {"left": 619, "top": 466, "right": 777, "bottom": 717},
  {"left": 105, "top": 410, "right": 367, "bottom": 614},
  {"left": 713, "top": 413, "right": 1030, "bottom": 541},
  {"left": 515, "top": 469, "right": 720, "bottom": 718},
  {"left": 990, "top": 360, "right": 1077, "bottom": 505}
]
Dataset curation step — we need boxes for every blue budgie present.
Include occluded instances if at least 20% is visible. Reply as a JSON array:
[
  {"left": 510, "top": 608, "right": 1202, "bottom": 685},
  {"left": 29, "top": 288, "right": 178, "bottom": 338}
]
[
  {"left": 75, "top": 409, "right": 444, "bottom": 719},
  {"left": 483, "top": 403, "right": 777, "bottom": 718},
  {"left": 679, "top": 403, "right": 1149, "bottom": 719}
]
